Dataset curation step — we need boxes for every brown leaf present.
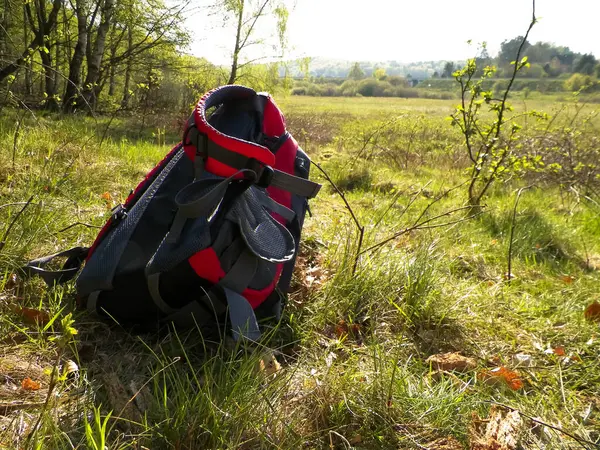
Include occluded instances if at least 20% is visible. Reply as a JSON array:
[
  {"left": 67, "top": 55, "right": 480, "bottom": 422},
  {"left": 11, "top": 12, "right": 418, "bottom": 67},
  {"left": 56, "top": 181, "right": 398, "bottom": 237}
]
[
  {"left": 553, "top": 346, "right": 565, "bottom": 357},
  {"left": 257, "top": 351, "right": 281, "bottom": 377},
  {"left": 335, "top": 319, "right": 348, "bottom": 338},
  {"left": 21, "top": 377, "right": 41, "bottom": 391},
  {"left": 5, "top": 273, "right": 18, "bottom": 290},
  {"left": 349, "top": 435, "right": 362, "bottom": 445},
  {"left": 470, "top": 406, "right": 523, "bottom": 450},
  {"left": 584, "top": 301, "right": 600, "bottom": 322},
  {"left": 479, "top": 367, "right": 523, "bottom": 391},
  {"left": 427, "top": 436, "right": 463, "bottom": 450},
  {"left": 426, "top": 352, "right": 477, "bottom": 372},
  {"left": 560, "top": 275, "right": 575, "bottom": 284},
  {"left": 12, "top": 307, "right": 50, "bottom": 326}
]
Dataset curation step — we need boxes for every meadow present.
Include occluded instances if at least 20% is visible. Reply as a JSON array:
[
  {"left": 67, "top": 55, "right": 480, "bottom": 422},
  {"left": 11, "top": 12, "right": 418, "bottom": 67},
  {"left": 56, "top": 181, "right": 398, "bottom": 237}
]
[{"left": 0, "top": 94, "right": 599, "bottom": 449}]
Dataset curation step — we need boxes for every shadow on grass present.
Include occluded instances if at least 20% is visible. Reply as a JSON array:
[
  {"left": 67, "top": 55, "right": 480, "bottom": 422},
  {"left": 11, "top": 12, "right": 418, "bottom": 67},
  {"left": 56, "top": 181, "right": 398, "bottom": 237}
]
[{"left": 480, "top": 208, "right": 580, "bottom": 266}]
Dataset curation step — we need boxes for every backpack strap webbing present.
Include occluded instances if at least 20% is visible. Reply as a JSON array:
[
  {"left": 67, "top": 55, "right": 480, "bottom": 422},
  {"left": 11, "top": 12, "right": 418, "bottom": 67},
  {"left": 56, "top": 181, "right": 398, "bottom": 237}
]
[
  {"left": 21, "top": 246, "right": 89, "bottom": 286},
  {"left": 160, "top": 250, "right": 262, "bottom": 341}
]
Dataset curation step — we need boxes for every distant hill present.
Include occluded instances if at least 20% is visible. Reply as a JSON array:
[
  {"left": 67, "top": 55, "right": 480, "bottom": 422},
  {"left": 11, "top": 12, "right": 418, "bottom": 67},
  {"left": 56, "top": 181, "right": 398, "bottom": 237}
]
[{"left": 282, "top": 57, "right": 466, "bottom": 80}]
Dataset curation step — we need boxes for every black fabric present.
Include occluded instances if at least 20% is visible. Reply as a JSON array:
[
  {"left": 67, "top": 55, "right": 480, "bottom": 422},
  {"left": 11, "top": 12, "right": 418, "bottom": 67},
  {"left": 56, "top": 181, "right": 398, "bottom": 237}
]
[
  {"left": 89, "top": 271, "right": 160, "bottom": 325},
  {"left": 208, "top": 95, "right": 263, "bottom": 143}
]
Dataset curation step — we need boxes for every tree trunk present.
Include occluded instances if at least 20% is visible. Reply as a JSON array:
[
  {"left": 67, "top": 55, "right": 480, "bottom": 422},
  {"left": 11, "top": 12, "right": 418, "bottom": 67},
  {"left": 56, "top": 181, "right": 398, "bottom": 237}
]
[
  {"left": 23, "top": 5, "right": 32, "bottom": 96},
  {"left": 40, "top": 47, "right": 58, "bottom": 110},
  {"left": 108, "top": 22, "right": 117, "bottom": 96},
  {"left": 227, "top": 0, "right": 244, "bottom": 85},
  {"left": 0, "top": 0, "right": 11, "bottom": 58},
  {"left": 0, "top": 0, "right": 62, "bottom": 84},
  {"left": 120, "top": 25, "right": 132, "bottom": 110},
  {"left": 81, "top": 0, "right": 114, "bottom": 111},
  {"left": 63, "top": 0, "right": 88, "bottom": 112}
]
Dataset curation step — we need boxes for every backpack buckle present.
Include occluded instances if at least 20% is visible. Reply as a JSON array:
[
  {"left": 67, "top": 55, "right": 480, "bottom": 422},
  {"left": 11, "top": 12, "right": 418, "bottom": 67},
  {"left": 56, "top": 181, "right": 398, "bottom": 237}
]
[
  {"left": 111, "top": 204, "right": 127, "bottom": 222},
  {"left": 257, "top": 165, "right": 274, "bottom": 188},
  {"left": 246, "top": 158, "right": 274, "bottom": 188}
]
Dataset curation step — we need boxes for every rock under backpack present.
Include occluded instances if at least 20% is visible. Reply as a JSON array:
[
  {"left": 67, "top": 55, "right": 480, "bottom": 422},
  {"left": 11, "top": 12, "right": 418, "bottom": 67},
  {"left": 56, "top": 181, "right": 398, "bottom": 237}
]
[{"left": 23, "top": 85, "right": 321, "bottom": 340}]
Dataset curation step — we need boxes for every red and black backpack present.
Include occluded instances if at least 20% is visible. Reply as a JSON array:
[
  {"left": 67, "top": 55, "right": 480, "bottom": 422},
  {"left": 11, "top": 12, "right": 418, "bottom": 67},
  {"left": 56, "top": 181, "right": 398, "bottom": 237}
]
[{"left": 24, "top": 85, "right": 321, "bottom": 340}]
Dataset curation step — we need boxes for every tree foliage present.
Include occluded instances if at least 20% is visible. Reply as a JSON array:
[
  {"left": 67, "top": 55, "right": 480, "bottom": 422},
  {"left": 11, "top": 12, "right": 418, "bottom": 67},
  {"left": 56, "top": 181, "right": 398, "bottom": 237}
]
[{"left": 0, "top": 0, "right": 190, "bottom": 113}]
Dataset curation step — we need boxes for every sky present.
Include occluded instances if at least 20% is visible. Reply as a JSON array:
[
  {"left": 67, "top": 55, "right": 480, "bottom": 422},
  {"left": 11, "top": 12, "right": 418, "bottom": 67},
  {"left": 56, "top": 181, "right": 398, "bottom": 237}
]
[{"left": 187, "top": 0, "right": 600, "bottom": 65}]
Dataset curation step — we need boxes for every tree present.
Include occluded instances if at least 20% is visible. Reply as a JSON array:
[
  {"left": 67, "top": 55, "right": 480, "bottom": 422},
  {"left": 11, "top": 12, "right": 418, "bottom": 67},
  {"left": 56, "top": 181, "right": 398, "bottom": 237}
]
[
  {"left": 218, "top": 0, "right": 289, "bottom": 85},
  {"left": 348, "top": 62, "right": 364, "bottom": 80},
  {"left": 0, "top": 0, "right": 63, "bottom": 85},
  {"left": 574, "top": 53, "right": 597, "bottom": 75},
  {"left": 499, "top": 36, "right": 531, "bottom": 65},
  {"left": 441, "top": 62, "right": 455, "bottom": 78},
  {"left": 373, "top": 67, "right": 386, "bottom": 80},
  {"left": 63, "top": 0, "right": 89, "bottom": 112}
]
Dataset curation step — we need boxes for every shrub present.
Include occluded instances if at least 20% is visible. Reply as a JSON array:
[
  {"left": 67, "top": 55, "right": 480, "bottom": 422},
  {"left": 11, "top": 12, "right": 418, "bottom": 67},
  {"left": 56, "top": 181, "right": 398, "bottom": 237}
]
[{"left": 564, "top": 73, "right": 597, "bottom": 92}]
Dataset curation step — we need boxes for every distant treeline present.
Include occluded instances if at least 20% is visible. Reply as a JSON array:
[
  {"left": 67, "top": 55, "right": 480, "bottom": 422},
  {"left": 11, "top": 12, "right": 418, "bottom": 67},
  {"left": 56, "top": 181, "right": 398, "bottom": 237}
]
[{"left": 289, "top": 37, "right": 600, "bottom": 99}]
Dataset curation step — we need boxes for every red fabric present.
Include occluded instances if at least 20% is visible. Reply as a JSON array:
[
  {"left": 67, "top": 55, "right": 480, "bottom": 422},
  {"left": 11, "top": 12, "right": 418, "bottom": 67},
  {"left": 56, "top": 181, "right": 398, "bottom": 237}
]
[
  {"left": 188, "top": 247, "right": 282, "bottom": 309},
  {"left": 262, "top": 96, "right": 286, "bottom": 136},
  {"left": 243, "top": 264, "right": 283, "bottom": 308},
  {"left": 188, "top": 248, "right": 226, "bottom": 284},
  {"left": 266, "top": 96, "right": 297, "bottom": 221}
]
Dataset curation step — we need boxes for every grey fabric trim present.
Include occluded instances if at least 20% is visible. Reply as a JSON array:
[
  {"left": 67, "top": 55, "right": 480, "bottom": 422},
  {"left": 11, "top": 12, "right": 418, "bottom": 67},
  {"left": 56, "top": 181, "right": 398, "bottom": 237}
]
[
  {"left": 270, "top": 170, "right": 321, "bottom": 198},
  {"left": 147, "top": 273, "right": 177, "bottom": 314},
  {"left": 227, "top": 189, "right": 295, "bottom": 263},
  {"left": 223, "top": 287, "right": 261, "bottom": 341},
  {"left": 219, "top": 249, "right": 257, "bottom": 293},
  {"left": 87, "top": 290, "right": 101, "bottom": 313},
  {"left": 259, "top": 194, "right": 295, "bottom": 222}
]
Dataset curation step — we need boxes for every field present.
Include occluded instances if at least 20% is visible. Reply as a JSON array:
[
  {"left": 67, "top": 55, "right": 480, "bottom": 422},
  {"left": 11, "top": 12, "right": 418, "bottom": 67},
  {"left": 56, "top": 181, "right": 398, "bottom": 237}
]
[{"left": 1, "top": 95, "right": 600, "bottom": 449}]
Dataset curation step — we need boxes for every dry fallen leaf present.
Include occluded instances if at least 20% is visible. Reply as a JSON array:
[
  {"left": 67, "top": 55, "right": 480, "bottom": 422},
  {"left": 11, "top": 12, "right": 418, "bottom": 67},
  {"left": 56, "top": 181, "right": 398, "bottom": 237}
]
[
  {"left": 584, "top": 302, "right": 600, "bottom": 322},
  {"left": 349, "top": 435, "right": 362, "bottom": 445},
  {"left": 471, "top": 406, "right": 523, "bottom": 450},
  {"left": 426, "top": 436, "right": 463, "bottom": 450},
  {"left": 21, "top": 377, "right": 41, "bottom": 391},
  {"left": 426, "top": 352, "right": 477, "bottom": 372},
  {"left": 560, "top": 275, "right": 575, "bottom": 284},
  {"left": 479, "top": 367, "right": 523, "bottom": 391},
  {"left": 553, "top": 346, "right": 566, "bottom": 357},
  {"left": 12, "top": 307, "right": 50, "bottom": 326},
  {"left": 5, "top": 273, "right": 18, "bottom": 290},
  {"left": 63, "top": 360, "right": 79, "bottom": 379},
  {"left": 257, "top": 351, "right": 281, "bottom": 377}
]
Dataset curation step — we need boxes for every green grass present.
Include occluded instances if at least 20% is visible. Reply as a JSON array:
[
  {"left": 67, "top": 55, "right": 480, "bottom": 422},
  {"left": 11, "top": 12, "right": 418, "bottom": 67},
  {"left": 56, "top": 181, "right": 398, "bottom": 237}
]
[{"left": 1, "top": 96, "right": 600, "bottom": 449}]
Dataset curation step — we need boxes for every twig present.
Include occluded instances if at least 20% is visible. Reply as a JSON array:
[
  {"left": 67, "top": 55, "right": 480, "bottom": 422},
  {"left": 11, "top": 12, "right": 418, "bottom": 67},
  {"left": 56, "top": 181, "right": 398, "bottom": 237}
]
[
  {"left": 487, "top": 401, "right": 597, "bottom": 448},
  {"left": 311, "top": 161, "right": 364, "bottom": 275},
  {"left": 58, "top": 222, "right": 102, "bottom": 233},
  {"left": 0, "top": 195, "right": 34, "bottom": 253},
  {"left": 12, "top": 111, "right": 25, "bottom": 170},
  {"left": 0, "top": 201, "right": 43, "bottom": 210},
  {"left": 507, "top": 185, "right": 532, "bottom": 284},
  {"left": 361, "top": 205, "right": 480, "bottom": 255}
]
